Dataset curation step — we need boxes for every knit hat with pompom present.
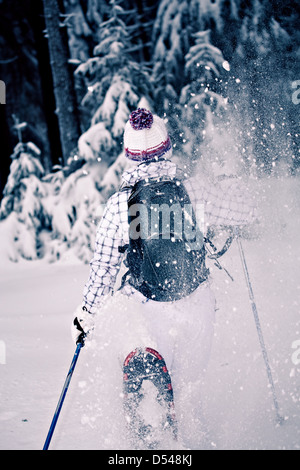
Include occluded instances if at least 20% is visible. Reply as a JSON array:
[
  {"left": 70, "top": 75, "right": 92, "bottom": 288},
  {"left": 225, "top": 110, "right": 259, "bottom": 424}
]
[{"left": 124, "top": 108, "right": 172, "bottom": 162}]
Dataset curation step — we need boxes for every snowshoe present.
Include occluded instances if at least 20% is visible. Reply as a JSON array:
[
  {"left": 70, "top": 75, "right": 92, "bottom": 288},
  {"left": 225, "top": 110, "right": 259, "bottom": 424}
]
[{"left": 123, "top": 347, "right": 177, "bottom": 449}]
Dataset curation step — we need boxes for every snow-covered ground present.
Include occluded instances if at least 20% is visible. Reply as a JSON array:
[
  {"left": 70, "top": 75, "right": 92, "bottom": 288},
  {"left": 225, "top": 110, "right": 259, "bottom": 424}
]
[{"left": 0, "top": 176, "right": 299, "bottom": 450}]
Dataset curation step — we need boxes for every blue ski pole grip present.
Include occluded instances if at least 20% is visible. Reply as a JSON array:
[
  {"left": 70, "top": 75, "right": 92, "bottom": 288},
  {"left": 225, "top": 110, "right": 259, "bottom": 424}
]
[{"left": 43, "top": 342, "right": 83, "bottom": 450}]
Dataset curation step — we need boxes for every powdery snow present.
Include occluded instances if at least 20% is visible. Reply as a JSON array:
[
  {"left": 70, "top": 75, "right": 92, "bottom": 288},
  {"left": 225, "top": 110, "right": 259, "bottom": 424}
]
[{"left": 0, "top": 176, "right": 299, "bottom": 450}]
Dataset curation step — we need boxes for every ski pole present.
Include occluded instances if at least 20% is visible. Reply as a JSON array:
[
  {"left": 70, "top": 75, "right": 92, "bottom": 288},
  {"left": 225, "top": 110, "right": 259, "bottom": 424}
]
[
  {"left": 43, "top": 342, "right": 83, "bottom": 450},
  {"left": 235, "top": 229, "right": 284, "bottom": 425}
]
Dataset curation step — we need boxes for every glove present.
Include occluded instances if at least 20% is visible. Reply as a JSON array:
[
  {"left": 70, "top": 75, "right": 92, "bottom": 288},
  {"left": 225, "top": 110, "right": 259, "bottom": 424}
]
[{"left": 72, "top": 305, "right": 95, "bottom": 345}]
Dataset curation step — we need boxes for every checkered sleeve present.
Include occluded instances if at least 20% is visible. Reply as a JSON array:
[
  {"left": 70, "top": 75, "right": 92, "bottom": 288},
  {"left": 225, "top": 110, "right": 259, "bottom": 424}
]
[
  {"left": 202, "top": 179, "right": 258, "bottom": 227},
  {"left": 82, "top": 192, "right": 126, "bottom": 314},
  {"left": 185, "top": 177, "right": 258, "bottom": 228}
]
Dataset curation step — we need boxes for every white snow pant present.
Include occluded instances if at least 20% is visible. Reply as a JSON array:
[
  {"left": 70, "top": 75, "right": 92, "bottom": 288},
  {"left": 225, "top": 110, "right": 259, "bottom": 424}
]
[{"left": 127, "top": 282, "right": 216, "bottom": 448}]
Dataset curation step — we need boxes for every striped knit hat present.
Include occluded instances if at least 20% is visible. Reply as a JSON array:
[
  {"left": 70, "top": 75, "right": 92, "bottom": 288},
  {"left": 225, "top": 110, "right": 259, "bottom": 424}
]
[{"left": 124, "top": 108, "right": 172, "bottom": 162}]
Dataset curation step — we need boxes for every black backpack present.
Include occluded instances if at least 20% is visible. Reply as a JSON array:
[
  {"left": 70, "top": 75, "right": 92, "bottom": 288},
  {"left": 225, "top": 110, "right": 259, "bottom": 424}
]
[{"left": 120, "top": 175, "right": 209, "bottom": 302}]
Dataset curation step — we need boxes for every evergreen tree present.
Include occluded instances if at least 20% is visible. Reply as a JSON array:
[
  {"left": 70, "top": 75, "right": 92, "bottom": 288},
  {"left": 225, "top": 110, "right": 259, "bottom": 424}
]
[
  {"left": 125, "top": 0, "right": 160, "bottom": 63},
  {"left": 0, "top": 142, "right": 47, "bottom": 260},
  {"left": 179, "top": 30, "right": 234, "bottom": 175},
  {"left": 150, "top": 0, "right": 205, "bottom": 152},
  {"left": 0, "top": 142, "right": 45, "bottom": 220},
  {"left": 75, "top": 0, "right": 152, "bottom": 165},
  {"left": 151, "top": 0, "right": 189, "bottom": 116},
  {"left": 62, "top": 0, "right": 95, "bottom": 63},
  {"left": 42, "top": 158, "right": 105, "bottom": 262}
]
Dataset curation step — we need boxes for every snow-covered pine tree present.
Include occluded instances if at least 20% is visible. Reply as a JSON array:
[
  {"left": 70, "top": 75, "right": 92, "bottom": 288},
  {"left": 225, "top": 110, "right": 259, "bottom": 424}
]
[
  {"left": 150, "top": 0, "right": 209, "bottom": 160},
  {"left": 178, "top": 30, "right": 229, "bottom": 161},
  {"left": 0, "top": 142, "right": 47, "bottom": 260},
  {"left": 0, "top": 138, "right": 106, "bottom": 263},
  {"left": 151, "top": 0, "right": 189, "bottom": 117},
  {"left": 0, "top": 142, "right": 45, "bottom": 220},
  {"left": 75, "top": 0, "right": 152, "bottom": 166},
  {"left": 150, "top": 0, "right": 236, "bottom": 167},
  {"left": 174, "top": 29, "right": 241, "bottom": 180},
  {"left": 41, "top": 158, "right": 106, "bottom": 263},
  {"left": 62, "top": 0, "right": 95, "bottom": 63},
  {"left": 125, "top": 0, "right": 160, "bottom": 64}
]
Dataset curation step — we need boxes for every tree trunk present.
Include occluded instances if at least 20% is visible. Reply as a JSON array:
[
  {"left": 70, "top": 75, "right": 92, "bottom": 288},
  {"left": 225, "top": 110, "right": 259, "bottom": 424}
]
[{"left": 42, "top": 0, "right": 81, "bottom": 165}]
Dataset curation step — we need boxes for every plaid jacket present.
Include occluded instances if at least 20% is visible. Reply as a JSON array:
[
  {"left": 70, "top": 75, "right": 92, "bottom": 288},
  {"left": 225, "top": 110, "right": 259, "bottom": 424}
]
[{"left": 82, "top": 160, "right": 257, "bottom": 314}]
